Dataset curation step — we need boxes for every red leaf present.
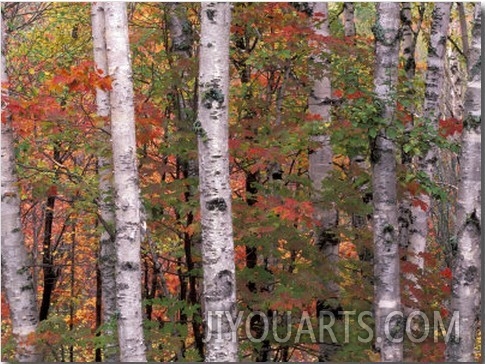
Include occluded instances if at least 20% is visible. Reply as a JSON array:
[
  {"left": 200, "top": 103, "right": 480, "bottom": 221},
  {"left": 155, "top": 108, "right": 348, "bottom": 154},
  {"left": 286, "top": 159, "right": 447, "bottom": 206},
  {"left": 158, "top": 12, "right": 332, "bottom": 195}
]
[
  {"left": 411, "top": 197, "right": 428, "bottom": 212},
  {"left": 440, "top": 267, "right": 452, "bottom": 279},
  {"left": 439, "top": 118, "right": 462, "bottom": 137}
]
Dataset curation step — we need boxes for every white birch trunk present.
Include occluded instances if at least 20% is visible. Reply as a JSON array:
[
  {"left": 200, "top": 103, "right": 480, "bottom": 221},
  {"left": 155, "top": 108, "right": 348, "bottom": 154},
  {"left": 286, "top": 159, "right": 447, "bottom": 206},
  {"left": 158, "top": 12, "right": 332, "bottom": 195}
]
[
  {"left": 307, "top": 3, "right": 339, "bottom": 361},
  {"left": 408, "top": 2, "right": 450, "bottom": 279},
  {"left": 197, "top": 3, "right": 238, "bottom": 361},
  {"left": 1, "top": 16, "right": 42, "bottom": 363},
  {"left": 91, "top": 3, "right": 119, "bottom": 361},
  {"left": 308, "top": 2, "right": 338, "bottom": 279},
  {"left": 446, "top": 3, "right": 481, "bottom": 361},
  {"left": 371, "top": 3, "right": 402, "bottom": 361},
  {"left": 103, "top": 3, "right": 146, "bottom": 361}
]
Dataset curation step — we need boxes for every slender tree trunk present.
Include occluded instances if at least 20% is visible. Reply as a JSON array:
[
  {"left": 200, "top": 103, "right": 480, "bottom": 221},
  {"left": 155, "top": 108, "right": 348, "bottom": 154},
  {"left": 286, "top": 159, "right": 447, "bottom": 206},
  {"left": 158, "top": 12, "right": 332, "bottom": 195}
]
[
  {"left": 104, "top": 2, "right": 146, "bottom": 361},
  {"left": 1, "top": 15, "right": 42, "bottom": 362},
  {"left": 446, "top": 4, "right": 481, "bottom": 361},
  {"left": 91, "top": 3, "right": 119, "bottom": 361},
  {"left": 39, "top": 188, "right": 58, "bottom": 321},
  {"left": 343, "top": 3, "right": 356, "bottom": 37},
  {"left": 197, "top": 3, "right": 237, "bottom": 361},
  {"left": 407, "top": 2, "right": 450, "bottom": 279},
  {"left": 398, "top": 2, "right": 419, "bottom": 252},
  {"left": 371, "top": 3, "right": 402, "bottom": 361},
  {"left": 307, "top": 3, "right": 340, "bottom": 361},
  {"left": 166, "top": 4, "right": 204, "bottom": 358},
  {"left": 456, "top": 2, "right": 469, "bottom": 67},
  {"left": 308, "top": 1, "right": 338, "bottom": 285}
]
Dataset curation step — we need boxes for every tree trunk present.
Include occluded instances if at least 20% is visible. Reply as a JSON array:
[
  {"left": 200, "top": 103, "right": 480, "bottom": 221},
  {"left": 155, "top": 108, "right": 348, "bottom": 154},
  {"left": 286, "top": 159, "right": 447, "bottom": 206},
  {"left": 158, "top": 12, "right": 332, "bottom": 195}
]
[
  {"left": 343, "top": 3, "right": 356, "bottom": 38},
  {"left": 307, "top": 3, "right": 340, "bottom": 361},
  {"left": 446, "top": 3, "right": 481, "bottom": 361},
  {"left": 197, "top": 3, "right": 238, "bottom": 361},
  {"left": 1, "top": 15, "right": 42, "bottom": 362},
  {"left": 91, "top": 3, "right": 119, "bottom": 361},
  {"left": 371, "top": 3, "right": 402, "bottom": 361},
  {"left": 407, "top": 2, "right": 450, "bottom": 282},
  {"left": 104, "top": 2, "right": 146, "bottom": 361},
  {"left": 166, "top": 4, "right": 204, "bottom": 358},
  {"left": 398, "top": 2, "right": 419, "bottom": 251}
]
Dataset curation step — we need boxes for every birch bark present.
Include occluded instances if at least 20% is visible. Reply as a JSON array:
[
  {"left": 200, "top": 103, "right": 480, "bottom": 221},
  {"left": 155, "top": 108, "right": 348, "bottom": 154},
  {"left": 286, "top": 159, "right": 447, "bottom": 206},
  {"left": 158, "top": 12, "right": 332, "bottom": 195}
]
[
  {"left": 446, "top": 3, "right": 481, "bottom": 361},
  {"left": 407, "top": 2, "right": 451, "bottom": 279},
  {"left": 197, "top": 3, "right": 238, "bottom": 361},
  {"left": 104, "top": 2, "right": 146, "bottom": 361},
  {"left": 307, "top": 3, "right": 339, "bottom": 361},
  {"left": 1, "top": 14, "right": 42, "bottom": 362},
  {"left": 308, "top": 1, "right": 338, "bottom": 288},
  {"left": 91, "top": 3, "right": 119, "bottom": 361},
  {"left": 371, "top": 3, "right": 402, "bottom": 361}
]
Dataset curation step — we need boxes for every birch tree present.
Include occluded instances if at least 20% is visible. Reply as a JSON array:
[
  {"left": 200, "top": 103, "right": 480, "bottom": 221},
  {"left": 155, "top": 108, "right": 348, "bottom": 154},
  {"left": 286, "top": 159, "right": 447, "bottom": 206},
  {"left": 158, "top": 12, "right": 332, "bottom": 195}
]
[
  {"left": 197, "top": 2, "right": 237, "bottom": 361},
  {"left": 342, "top": 3, "right": 356, "bottom": 38},
  {"left": 446, "top": 3, "right": 481, "bottom": 361},
  {"left": 371, "top": 3, "right": 402, "bottom": 361},
  {"left": 104, "top": 2, "right": 146, "bottom": 361},
  {"left": 307, "top": 2, "right": 339, "bottom": 361},
  {"left": 407, "top": 2, "right": 450, "bottom": 279},
  {"left": 398, "top": 3, "right": 423, "bottom": 253},
  {"left": 91, "top": 3, "right": 119, "bottom": 361},
  {"left": 1, "top": 14, "right": 42, "bottom": 363}
]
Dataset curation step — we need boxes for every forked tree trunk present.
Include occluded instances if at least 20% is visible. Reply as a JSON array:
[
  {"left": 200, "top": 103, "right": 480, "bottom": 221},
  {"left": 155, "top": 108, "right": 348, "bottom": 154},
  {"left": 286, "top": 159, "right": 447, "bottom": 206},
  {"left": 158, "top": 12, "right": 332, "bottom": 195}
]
[
  {"left": 407, "top": 2, "right": 450, "bottom": 284},
  {"left": 104, "top": 2, "right": 146, "bottom": 361},
  {"left": 371, "top": 3, "right": 402, "bottom": 361},
  {"left": 91, "top": 3, "right": 119, "bottom": 361},
  {"left": 197, "top": 3, "right": 238, "bottom": 361},
  {"left": 446, "top": 3, "right": 481, "bottom": 361},
  {"left": 1, "top": 15, "right": 42, "bottom": 363}
]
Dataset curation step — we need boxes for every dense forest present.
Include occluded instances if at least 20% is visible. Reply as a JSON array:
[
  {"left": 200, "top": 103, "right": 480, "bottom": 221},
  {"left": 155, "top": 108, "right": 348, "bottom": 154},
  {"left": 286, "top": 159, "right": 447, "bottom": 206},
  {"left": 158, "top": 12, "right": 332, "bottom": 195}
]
[{"left": 1, "top": 2, "right": 481, "bottom": 362}]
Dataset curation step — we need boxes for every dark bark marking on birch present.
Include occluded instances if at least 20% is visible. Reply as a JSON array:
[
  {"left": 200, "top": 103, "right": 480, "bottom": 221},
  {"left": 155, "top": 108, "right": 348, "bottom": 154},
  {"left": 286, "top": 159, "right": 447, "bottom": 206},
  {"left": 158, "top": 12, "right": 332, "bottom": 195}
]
[
  {"left": 202, "top": 87, "right": 225, "bottom": 109},
  {"left": 206, "top": 9, "right": 216, "bottom": 21},
  {"left": 120, "top": 261, "right": 139, "bottom": 271},
  {"left": 215, "top": 269, "right": 233, "bottom": 298},
  {"left": 464, "top": 266, "right": 478, "bottom": 284},
  {"left": 206, "top": 197, "right": 227, "bottom": 212},
  {"left": 117, "top": 283, "right": 129, "bottom": 290}
]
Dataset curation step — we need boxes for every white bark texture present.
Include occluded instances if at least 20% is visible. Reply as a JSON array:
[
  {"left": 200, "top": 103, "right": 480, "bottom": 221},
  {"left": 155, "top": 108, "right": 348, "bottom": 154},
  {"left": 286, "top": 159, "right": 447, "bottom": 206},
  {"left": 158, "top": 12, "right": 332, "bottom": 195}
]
[
  {"left": 308, "top": 3, "right": 339, "bottom": 361},
  {"left": 104, "top": 2, "right": 146, "bottom": 361},
  {"left": 408, "top": 3, "right": 450, "bottom": 274},
  {"left": 197, "top": 3, "right": 238, "bottom": 361},
  {"left": 91, "top": 3, "right": 119, "bottom": 362},
  {"left": 1, "top": 16, "right": 42, "bottom": 362},
  {"left": 371, "top": 3, "right": 402, "bottom": 361},
  {"left": 308, "top": 2, "right": 338, "bottom": 274},
  {"left": 446, "top": 3, "right": 481, "bottom": 361}
]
